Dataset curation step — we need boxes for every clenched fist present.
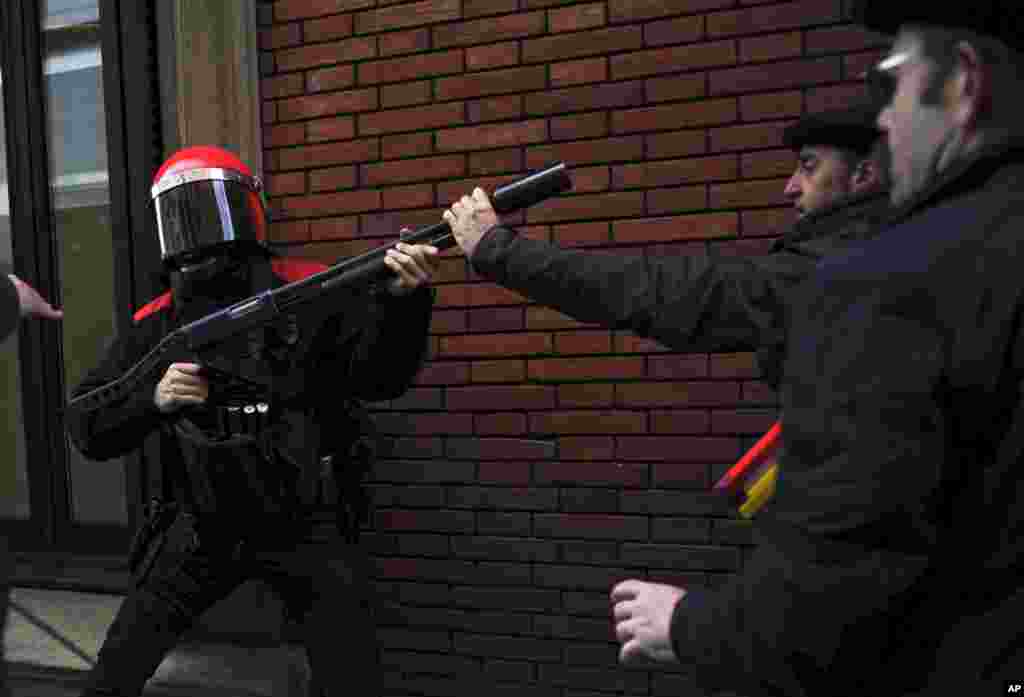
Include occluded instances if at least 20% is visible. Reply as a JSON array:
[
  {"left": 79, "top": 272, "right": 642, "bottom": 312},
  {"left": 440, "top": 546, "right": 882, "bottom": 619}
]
[{"left": 154, "top": 363, "right": 209, "bottom": 414}]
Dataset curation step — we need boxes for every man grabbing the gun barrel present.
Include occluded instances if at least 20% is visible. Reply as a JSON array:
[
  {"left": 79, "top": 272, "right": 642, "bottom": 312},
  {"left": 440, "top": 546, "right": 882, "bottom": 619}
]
[{"left": 65, "top": 146, "right": 438, "bottom": 696}]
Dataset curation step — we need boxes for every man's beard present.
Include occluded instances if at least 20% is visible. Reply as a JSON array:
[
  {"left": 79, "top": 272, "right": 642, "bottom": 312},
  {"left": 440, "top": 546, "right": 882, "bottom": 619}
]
[{"left": 890, "top": 109, "right": 966, "bottom": 208}]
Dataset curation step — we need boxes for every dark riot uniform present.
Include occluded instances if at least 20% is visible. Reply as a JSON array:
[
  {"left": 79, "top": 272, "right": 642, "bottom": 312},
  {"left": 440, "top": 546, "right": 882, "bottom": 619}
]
[
  {"left": 0, "top": 270, "right": 20, "bottom": 697},
  {"left": 66, "top": 256, "right": 433, "bottom": 696},
  {"left": 668, "top": 141, "right": 1024, "bottom": 695}
]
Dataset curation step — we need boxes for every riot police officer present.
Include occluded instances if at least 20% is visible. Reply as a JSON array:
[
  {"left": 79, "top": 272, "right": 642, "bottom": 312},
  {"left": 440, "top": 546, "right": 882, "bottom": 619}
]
[{"left": 66, "top": 146, "right": 439, "bottom": 696}]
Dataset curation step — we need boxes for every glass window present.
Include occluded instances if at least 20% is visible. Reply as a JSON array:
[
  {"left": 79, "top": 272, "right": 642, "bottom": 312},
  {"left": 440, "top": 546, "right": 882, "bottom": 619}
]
[
  {"left": 42, "top": 1, "right": 127, "bottom": 525},
  {"left": 0, "top": 69, "right": 32, "bottom": 521}
]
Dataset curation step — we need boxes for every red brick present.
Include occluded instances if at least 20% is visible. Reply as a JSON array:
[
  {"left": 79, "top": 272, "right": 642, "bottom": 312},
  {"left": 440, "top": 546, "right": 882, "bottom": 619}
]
[
  {"left": 534, "top": 513, "right": 647, "bottom": 540},
  {"left": 305, "top": 64, "right": 355, "bottom": 93},
  {"left": 710, "top": 58, "right": 841, "bottom": 96},
  {"left": 707, "top": 0, "right": 842, "bottom": 38},
  {"left": 844, "top": 50, "right": 886, "bottom": 80},
  {"left": 267, "top": 172, "right": 305, "bottom": 196},
  {"left": 551, "top": 57, "right": 608, "bottom": 87},
  {"left": 355, "top": 0, "right": 461, "bottom": 34},
  {"left": 645, "top": 132, "right": 707, "bottom": 161},
  {"left": 709, "top": 409, "right": 777, "bottom": 435},
  {"left": 739, "top": 32, "right": 802, "bottom": 63},
  {"left": 471, "top": 359, "right": 527, "bottom": 383},
  {"left": 262, "top": 101, "right": 276, "bottom": 126},
  {"left": 434, "top": 12, "right": 546, "bottom": 50},
  {"left": 381, "top": 132, "right": 434, "bottom": 160},
  {"left": 710, "top": 178, "right": 789, "bottom": 209},
  {"left": 446, "top": 385, "right": 556, "bottom": 411},
  {"left": 651, "top": 410, "right": 711, "bottom": 434},
  {"left": 616, "top": 333, "right": 671, "bottom": 353},
  {"left": 478, "top": 460, "right": 531, "bottom": 485},
  {"left": 529, "top": 356, "right": 644, "bottom": 381},
  {"left": 360, "top": 50, "right": 464, "bottom": 86},
  {"left": 466, "top": 306, "right": 524, "bottom": 332},
  {"left": 309, "top": 217, "right": 359, "bottom": 242},
  {"left": 523, "top": 27, "right": 643, "bottom": 64},
  {"left": 469, "top": 148, "right": 523, "bottom": 175},
  {"left": 806, "top": 25, "right": 888, "bottom": 55},
  {"left": 647, "top": 186, "right": 709, "bottom": 216},
  {"left": 277, "top": 88, "right": 378, "bottom": 122},
  {"left": 436, "top": 120, "right": 547, "bottom": 153},
  {"left": 643, "top": 15, "right": 705, "bottom": 46},
  {"left": 264, "top": 123, "right": 305, "bottom": 148},
  {"left": 742, "top": 380, "right": 779, "bottom": 405},
  {"left": 275, "top": 0, "right": 374, "bottom": 22},
  {"left": 275, "top": 36, "right": 376, "bottom": 72},
  {"left": 306, "top": 115, "right": 355, "bottom": 142},
  {"left": 429, "top": 309, "right": 468, "bottom": 334},
  {"left": 614, "top": 155, "right": 737, "bottom": 189},
  {"left": 567, "top": 166, "right": 611, "bottom": 194},
  {"left": 303, "top": 13, "right": 354, "bottom": 42},
  {"left": 549, "top": 113, "right": 607, "bottom": 143},
  {"left": 613, "top": 98, "right": 737, "bottom": 134},
  {"left": 467, "top": 95, "right": 523, "bottom": 124},
  {"left": 549, "top": 3, "right": 606, "bottom": 33},
  {"left": 613, "top": 213, "right": 736, "bottom": 243},
  {"left": 618, "top": 381, "right": 740, "bottom": 407},
  {"left": 531, "top": 410, "right": 646, "bottom": 435},
  {"left": 609, "top": 0, "right": 733, "bottom": 22},
  {"left": 275, "top": 139, "right": 379, "bottom": 170},
  {"left": 375, "top": 412, "right": 474, "bottom": 435},
  {"left": 276, "top": 188, "right": 382, "bottom": 218},
  {"left": 648, "top": 355, "right": 708, "bottom": 379},
  {"left": 612, "top": 41, "right": 736, "bottom": 80},
  {"left": 380, "top": 81, "right": 432, "bottom": 109},
  {"left": 359, "top": 103, "right": 466, "bottom": 136},
  {"left": 552, "top": 221, "right": 611, "bottom": 247},
  {"left": 740, "top": 91, "right": 803, "bottom": 121},
  {"left": 618, "top": 436, "right": 739, "bottom": 462},
  {"left": 557, "top": 383, "right": 614, "bottom": 407},
  {"left": 806, "top": 83, "right": 874, "bottom": 113},
  {"left": 363, "top": 155, "right": 466, "bottom": 187},
  {"left": 267, "top": 220, "right": 310, "bottom": 244},
  {"left": 466, "top": 42, "right": 520, "bottom": 71},
  {"left": 260, "top": 24, "right": 303, "bottom": 51},
  {"left": 465, "top": 0, "right": 519, "bottom": 18},
  {"left": 558, "top": 436, "right": 615, "bottom": 460},
  {"left": 526, "top": 136, "right": 643, "bottom": 169},
  {"left": 309, "top": 165, "right": 357, "bottom": 192},
  {"left": 646, "top": 74, "right": 707, "bottom": 103},
  {"left": 476, "top": 413, "right": 528, "bottom": 435},
  {"left": 709, "top": 120, "right": 794, "bottom": 152},
  {"left": 525, "top": 192, "right": 644, "bottom": 224},
  {"left": 441, "top": 333, "right": 552, "bottom": 358},
  {"left": 526, "top": 306, "right": 594, "bottom": 330},
  {"left": 742, "top": 149, "right": 796, "bottom": 178},
  {"left": 381, "top": 183, "right": 435, "bottom": 209},
  {"left": 441, "top": 66, "right": 546, "bottom": 104},
  {"left": 526, "top": 80, "right": 646, "bottom": 117},
  {"left": 263, "top": 73, "right": 304, "bottom": 99},
  {"left": 379, "top": 28, "right": 431, "bottom": 57},
  {"left": 741, "top": 208, "right": 792, "bottom": 237},
  {"left": 651, "top": 462, "right": 710, "bottom": 488}
]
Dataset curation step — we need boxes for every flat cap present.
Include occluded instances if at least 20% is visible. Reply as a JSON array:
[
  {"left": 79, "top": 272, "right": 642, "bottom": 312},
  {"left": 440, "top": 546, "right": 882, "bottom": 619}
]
[
  {"left": 850, "top": 0, "right": 1024, "bottom": 52},
  {"left": 782, "top": 102, "right": 884, "bottom": 154}
]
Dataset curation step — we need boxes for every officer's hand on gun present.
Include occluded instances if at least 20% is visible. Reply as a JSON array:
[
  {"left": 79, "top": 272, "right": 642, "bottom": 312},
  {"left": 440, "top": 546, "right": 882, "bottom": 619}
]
[
  {"left": 154, "top": 362, "right": 209, "bottom": 414},
  {"left": 383, "top": 238, "right": 441, "bottom": 296},
  {"left": 9, "top": 274, "right": 62, "bottom": 320},
  {"left": 443, "top": 187, "right": 501, "bottom": 258}
]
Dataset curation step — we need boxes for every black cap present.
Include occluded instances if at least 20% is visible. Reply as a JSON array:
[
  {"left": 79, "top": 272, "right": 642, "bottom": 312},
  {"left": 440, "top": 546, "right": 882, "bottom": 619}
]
[
  {"left": 850, "top": 0, "right": 1024, "bottom": 52},
  {"left": 782, "top": 103, "right": 884, "bottom": 155}
]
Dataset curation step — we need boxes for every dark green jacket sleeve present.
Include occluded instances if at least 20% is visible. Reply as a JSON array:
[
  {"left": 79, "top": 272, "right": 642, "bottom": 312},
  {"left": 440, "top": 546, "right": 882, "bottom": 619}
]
[
  {"left": 470, "top": 226, "right": 813, "bottom": 355},
  {"left": 0, "top": 270, "right": 20, "bottom": 342}
]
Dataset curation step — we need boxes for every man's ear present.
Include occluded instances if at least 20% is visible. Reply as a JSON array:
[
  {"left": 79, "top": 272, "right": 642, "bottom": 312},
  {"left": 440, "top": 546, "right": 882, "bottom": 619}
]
[
  {"left": 950, "top": 40, "right": 989, "bottom": 131},
  {"left": 850, "top": 157, "right": 879, "bottom": 194}
]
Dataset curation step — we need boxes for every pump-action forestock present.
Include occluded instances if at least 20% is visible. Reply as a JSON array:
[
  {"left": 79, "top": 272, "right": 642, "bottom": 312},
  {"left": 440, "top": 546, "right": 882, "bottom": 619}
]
[{"left": 64, "top": 163, "right": 573, "bottom": 416}]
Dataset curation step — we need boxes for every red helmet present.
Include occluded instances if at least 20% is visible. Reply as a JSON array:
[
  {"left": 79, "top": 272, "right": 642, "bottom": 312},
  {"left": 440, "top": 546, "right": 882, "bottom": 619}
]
[{"left": 150, "top": 146, "right": 268, "bottom": 268}]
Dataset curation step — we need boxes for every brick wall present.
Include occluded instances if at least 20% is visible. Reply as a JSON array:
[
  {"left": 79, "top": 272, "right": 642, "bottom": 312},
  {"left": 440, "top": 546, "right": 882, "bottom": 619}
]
[{"left": 256, "top": 1, "right": 886, "bottom": 695}]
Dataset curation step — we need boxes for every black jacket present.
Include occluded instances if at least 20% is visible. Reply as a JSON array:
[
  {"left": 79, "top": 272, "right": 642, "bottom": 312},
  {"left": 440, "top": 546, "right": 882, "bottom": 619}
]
[
  {"left": 66, "top": 259, "right": 433, "bottom": 527},
  {"left": 670, "top": 143, "right": 1024, "bottom": 696},
  {"left": 471, "top": 192, "right": 890, "bottom": 386},
  {"left": 0, "top": 270, "right": 19, "bottom": 342}
]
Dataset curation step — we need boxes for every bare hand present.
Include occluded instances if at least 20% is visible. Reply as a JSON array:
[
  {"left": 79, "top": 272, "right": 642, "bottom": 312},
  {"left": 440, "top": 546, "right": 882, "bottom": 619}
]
[
  {"left": 610, "top": 580, "right": 685, "bottom": 664},
  {"left": 383, "top": 235, "right": 440, "bottom": 296},
  {"left": 154, "top": 363, "right": 209, "bottom": 414},
  {"left": 8, "top": 275, "right": 62, "bottom": 320},
  {"left": 442, "top": 187, "right": 500, "bottom": 258}
]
